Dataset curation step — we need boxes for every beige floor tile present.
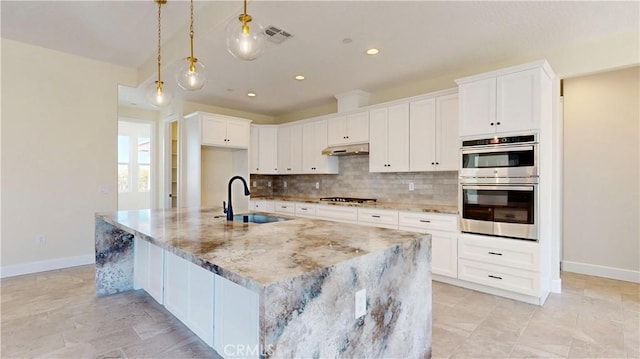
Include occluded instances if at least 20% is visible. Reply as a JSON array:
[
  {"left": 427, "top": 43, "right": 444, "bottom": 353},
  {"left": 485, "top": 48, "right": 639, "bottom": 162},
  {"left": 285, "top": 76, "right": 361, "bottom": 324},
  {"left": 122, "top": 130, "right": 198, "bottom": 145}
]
[
  {"left": 95, "top": 348, "right": 127, "bottom": 359},
  {"left": 34, "top": 343, "right": 98, "bottom": 359},
  {"left": 517, "top": 319, "right": 574, "bottom": 357},
  {"left": 573, "top": 315, "right": 625, "bottom": 352},
  {"left": 509, "top": 344, "right": 567, "bottom": 358},
  {"left": 433, "top": 305, "right": 487, "bottom": 336},
  {"left": 432, "top": 281, "right": 471, "bottom": 306},
  {"left": 87, "top": 326, "right": 142, "bottom": 354},
  {"left": 1, "top": 332, "right": 66, "bottom": 358},
  {"left": 122, "top": 327, "right": 198, "bottom": 358},
  {"left": 580, "top": 295, "right": 624, "bottom": 322},
  {"left": 449, "top": 330, "right": 515, "bottom": 359},
  {"left": 568, "top": 337, "right": 626, "bottom": 359},
  {"left": 623, "top": 292, "right": 640, "bottom": 313},
  {"left": 431, "top": 325, "right": 470, "bottom": 359}
]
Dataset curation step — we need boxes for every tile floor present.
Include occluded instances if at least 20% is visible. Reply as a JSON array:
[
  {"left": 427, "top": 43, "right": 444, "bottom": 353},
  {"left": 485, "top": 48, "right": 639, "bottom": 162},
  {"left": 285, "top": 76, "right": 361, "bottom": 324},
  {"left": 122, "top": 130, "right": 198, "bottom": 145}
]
[{"left": 1, "top": 265, "right": 638, "bottom": 358}]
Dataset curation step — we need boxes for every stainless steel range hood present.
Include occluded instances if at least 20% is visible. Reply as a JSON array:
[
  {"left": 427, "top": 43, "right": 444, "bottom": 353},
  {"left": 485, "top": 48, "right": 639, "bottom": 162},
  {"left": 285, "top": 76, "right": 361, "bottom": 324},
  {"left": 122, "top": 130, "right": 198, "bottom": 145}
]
[{"left": 321, "top": 143, "right": 369, "bottom": 156}]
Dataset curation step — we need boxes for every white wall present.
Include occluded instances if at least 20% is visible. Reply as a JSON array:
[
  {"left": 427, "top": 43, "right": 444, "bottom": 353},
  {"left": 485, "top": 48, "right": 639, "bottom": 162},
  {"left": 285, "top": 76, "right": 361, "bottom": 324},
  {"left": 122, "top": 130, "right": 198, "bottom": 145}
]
[
  {"left": 563, "top": 66, "right": 640, "bottom": 281},
  {"left": 1, "top": 39, "right": 136, "bottom": 275}
]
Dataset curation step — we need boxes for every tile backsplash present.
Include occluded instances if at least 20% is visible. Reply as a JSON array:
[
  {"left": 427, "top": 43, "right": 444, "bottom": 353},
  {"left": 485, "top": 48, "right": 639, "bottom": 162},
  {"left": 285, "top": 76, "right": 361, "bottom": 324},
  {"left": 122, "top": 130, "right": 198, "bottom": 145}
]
[{"left": 250, "top": 155, "right": 458, "bottom": 204}]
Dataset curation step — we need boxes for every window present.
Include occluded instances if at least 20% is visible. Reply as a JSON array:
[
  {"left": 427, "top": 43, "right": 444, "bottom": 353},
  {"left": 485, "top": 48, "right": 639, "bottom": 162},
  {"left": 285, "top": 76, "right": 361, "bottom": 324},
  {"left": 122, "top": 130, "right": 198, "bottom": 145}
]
[{"left": 118, "top": 122, "right": 152, "bottom": 197}]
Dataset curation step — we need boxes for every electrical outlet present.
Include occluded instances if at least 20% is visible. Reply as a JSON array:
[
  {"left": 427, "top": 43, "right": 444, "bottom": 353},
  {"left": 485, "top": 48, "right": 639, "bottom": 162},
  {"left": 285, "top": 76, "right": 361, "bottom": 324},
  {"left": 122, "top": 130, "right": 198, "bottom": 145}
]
[
  {"left": 268, "top": 181, "right": 272, "bottom": 187},
  {"left": 36, "top": 234, "right": 46, "bottom": 246},
  {"left": 252, "top": 181, "right": 256, "bottom": 187},
  {"left": 98, "top": 184, "right": 109, "bottom": 194},
  {"left": 284, "top": 181, "right": 287, "bottom": 188},
  {"left": 409, "top": 182, "right": 415, "bottom": 191},
  {"left": 315, "top": 182, "right": 320, "bottom": 189},
  {"left": 355, "top": 289, "right": 366, "bottom": 319}
]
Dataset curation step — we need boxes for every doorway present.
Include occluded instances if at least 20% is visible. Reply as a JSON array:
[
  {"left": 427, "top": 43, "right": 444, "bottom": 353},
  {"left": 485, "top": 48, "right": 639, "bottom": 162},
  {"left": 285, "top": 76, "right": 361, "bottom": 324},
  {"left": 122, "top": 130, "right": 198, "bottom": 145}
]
[{"left": 118, "top": 120, "right": 154, "bottom": 210}]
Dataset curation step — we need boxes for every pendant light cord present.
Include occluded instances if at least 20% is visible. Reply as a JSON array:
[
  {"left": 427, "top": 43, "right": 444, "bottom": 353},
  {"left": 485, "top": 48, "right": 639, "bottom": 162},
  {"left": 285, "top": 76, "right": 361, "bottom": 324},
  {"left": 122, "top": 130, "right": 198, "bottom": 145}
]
[
  {"left": 189, "top": 0, "right": 194, "bottom": 62},
  {"left": 156, "top": 0, "right": 162, "bottom": 86}
]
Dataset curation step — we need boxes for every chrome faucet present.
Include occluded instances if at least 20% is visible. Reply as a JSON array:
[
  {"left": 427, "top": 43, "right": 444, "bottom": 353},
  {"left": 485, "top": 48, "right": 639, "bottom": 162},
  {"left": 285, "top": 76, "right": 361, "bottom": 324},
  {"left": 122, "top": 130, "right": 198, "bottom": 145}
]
[{"left": 223, "top": 176, "right": 251, "bottom": 221}]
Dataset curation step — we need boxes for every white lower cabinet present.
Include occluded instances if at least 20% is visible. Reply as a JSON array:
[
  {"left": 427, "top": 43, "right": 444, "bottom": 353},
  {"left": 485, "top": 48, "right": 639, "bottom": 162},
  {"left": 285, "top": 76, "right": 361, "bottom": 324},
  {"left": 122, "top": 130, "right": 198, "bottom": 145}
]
[
  {"left": 294, "top": 202, "right": 317, "bottom": 218},
  {"left": 250, "top": 199, "right": 275, "bottom": 213},
  {"left": 133, "top": 237, "right": 164, "bottom": 304},
  {"left": 457, "top": 233, "right": 540, "bottom": 296},
  {"left": 357, "top": 208, "right": 399, "bottom": 229},
  {"left": 315, "top": 204, "right": 358, "bottom": 224},
  {"left": 273, "top": 201, "right": 295, "bottom": 215},
  {"left": 164, "top": 251, "right": 215, "bottom": 347},
  {"left": 399, "top": 212, "right": 458, "bottom": 278},
  {"left": 213, "top": 275, "right": 259, "bottom": 359}
]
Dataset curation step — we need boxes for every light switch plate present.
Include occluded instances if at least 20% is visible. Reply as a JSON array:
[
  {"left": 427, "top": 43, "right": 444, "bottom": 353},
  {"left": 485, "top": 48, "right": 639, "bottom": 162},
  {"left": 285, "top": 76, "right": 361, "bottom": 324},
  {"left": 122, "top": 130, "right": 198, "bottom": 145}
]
[
  {"left": 315, "top": 182, "right": 320, "bottom": 189},
  {"left": 409, "top": 182, "right": 415, "bottom": 191},
  {"left": 284, "top": 181, "right": 287, "bottom": 188}
]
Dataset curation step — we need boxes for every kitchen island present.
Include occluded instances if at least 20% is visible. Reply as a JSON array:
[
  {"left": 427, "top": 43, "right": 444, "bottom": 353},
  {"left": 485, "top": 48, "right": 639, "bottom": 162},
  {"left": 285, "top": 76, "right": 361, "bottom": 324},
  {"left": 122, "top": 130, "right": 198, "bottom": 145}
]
[{"left": 95, "top": 207, "right": 432, "bottom": 358}]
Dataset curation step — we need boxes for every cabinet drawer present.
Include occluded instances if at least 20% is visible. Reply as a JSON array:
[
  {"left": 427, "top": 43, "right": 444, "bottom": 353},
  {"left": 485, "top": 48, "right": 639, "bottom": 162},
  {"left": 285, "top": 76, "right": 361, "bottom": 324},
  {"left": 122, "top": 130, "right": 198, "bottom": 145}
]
[
  {"left": 315, "top": 204, "right": 358, "bottom": 224},
  {"left": 458, "top": 258, "right": 540, "bottom": 297},
  {"left": 357, "top": 208, "right": 398, "bottom": 229},
  {"left": 295, "top": 203, "right": 317, "bottom": 218},
  {"left": 458, "top": 233, "right": 539, "bottom": 271},
  {"left": 398, "top": 211, "right": 458, "bottom": 232},
  {"left": 273, "top": 201, "right": 295, "bottom": 214}
]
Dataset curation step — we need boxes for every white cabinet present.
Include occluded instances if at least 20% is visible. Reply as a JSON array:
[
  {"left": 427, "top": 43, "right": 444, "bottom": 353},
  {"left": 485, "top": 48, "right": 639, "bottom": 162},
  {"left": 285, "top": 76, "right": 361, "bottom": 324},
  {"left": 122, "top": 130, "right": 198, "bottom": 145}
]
[
  {"left": 457, "top": 233, "right": 540, "bottom": 296},
  {"left": 315, "top": 204, "right": 358, "bottom": 224},
  {"left": 133, "top": 237, "right": 164, "bottom": 304},
  {"left": 277, "top": 124, "right": 303, "bottom": 174},
  {"left": 409, "top": 94, "right": 459, "bottom": 171},
  {"left": 274, "top": 201, "right": 295, "bottom": 215},
  {"left": 456, "top": 61, "right": 552, "bottom": 137},
  {"left": 213, "top": 275, "right": 259, "bottom": 358},
  {"left": 399, "top": 212, "right": 458, "bottom": 278},
  {"left": 164, "top": 251, "right": 215, "bottom": 347},
  {"left": 199, "top": 113, "right": 250, "bottom": 149},
  {"left": 327, "top": 111, "right": 370, "bottom": 146},
  {"left": 369, "top": 103, "right": 410, "bottom": 172},
  {"left": 250, "top": 125, "right": 278, "bottom": 174},
  {"left": 302, "top": 120, "right": 338, "bottom": 174},
  {"left": 357, "top": 208, "right": 399, "bottom": 230},
  {"left": 295, "top": 202, "right": 317, "bottom": 218},
  {"left": 249, "top": 199, "right": 275, "bottom": 212}
]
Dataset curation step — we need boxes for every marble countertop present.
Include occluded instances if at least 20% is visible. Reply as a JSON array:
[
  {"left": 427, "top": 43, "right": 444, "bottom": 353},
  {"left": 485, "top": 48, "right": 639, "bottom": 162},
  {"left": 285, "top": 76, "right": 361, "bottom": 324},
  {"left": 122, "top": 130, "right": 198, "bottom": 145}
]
[
  {"left": 96, "top": 207, "right": 427, "bottom": 292},
  {"left": 251, "top": 196, "right": 459, "bottom": 214}
]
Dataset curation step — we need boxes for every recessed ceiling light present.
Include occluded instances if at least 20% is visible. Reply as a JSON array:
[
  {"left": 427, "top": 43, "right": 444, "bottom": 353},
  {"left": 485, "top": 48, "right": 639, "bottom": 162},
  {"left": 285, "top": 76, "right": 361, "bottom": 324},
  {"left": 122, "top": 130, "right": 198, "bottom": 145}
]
[
  {"left": 247, "top": 92, "right": 257, "bottom": 97},
  {"left": 295, "top": 75, "right": 305, "bottom": 81},
  {"left": 366, "top": 48, "right": 380, "bottom": 55},
  {"left": 342, "top": 38, "right": 353, "bottom": 44}
]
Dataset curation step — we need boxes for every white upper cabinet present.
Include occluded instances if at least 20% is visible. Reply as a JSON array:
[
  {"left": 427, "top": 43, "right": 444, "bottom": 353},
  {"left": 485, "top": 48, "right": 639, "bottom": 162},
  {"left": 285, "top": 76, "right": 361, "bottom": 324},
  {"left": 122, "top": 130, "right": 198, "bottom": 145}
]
[
  {"left": 327, "top": 111, "right": 369, "bottom": 146},
  {"left": 302, "top": 120, "right": 338, "bottom": 174},
  {"left": 277, "top": 124, "right": 302, "bottom": 174},
  {"left": 410, "top": 93, "right": 459, "bottom": 171},
  {"left": 369, "top": 103, "right": 410, "bottom": 173},
  {"left": 456, "top": 61, "right": 553, "bottom": 137},
  {"left": 250, "top": 125, "right": 278, "bottom": 174},
  {"left": 199, "top": 113, "right": 251, "bottom": 148}
]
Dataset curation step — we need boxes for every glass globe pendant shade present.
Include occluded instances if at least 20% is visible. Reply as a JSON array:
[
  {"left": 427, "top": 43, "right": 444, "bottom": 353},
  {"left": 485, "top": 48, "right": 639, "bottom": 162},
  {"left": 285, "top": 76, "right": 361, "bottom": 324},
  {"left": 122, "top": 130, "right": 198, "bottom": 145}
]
[
  {"left": 175, "top": 58, "right": 207, "bottom": 91},
  {"left": 145, "top": 81, "right": 173, "bottom": 108},
  {"left": 225, "top": 14, "right": 265, "bottom": 61}
]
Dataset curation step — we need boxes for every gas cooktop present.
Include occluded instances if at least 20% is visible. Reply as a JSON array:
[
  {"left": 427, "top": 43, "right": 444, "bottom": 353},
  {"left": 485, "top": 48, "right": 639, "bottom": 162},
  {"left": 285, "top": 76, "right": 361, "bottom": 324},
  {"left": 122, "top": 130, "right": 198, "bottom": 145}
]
[{"left": 319, "top": 197, "right": 377, "bottom": 204}]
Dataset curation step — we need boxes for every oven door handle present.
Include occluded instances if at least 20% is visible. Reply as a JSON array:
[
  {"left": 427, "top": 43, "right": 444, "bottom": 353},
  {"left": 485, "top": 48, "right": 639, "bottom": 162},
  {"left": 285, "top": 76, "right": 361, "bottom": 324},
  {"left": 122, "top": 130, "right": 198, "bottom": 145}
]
[
  {"left": 461, "top": 145, "right": 534, "bottom": 155},
  {"left": 462, "top": 185, "right": 535, "bottom": 191}
]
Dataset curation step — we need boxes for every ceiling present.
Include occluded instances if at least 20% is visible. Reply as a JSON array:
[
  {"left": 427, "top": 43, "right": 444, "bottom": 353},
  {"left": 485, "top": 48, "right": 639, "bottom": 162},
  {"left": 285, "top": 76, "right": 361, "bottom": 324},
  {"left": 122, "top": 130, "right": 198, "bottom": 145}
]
[{"left": 2, "top": 1, "right": 638, "bottom": 116}]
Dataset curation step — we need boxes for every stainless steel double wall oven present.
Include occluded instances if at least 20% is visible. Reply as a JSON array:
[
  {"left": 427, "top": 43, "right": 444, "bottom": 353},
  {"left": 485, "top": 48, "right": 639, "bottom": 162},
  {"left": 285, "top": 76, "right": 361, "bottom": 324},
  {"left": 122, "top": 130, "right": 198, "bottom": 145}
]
[{"left": 459, "top": 134, "right": 538, "bottom": 241}]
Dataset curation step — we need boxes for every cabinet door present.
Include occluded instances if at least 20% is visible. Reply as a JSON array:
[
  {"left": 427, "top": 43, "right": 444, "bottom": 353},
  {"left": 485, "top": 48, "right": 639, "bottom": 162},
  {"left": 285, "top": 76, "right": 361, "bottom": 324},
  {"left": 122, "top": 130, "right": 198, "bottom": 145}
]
[
  {"left": 302, "top": 122, "right": 317, "bottom": 172},
  {"left": 497, "top": 68, "right": 541, "bottom": 133},
  {"left": 133, "top": 237, "right": 149, "bottom": 291},
  {"left": 386, "top": 103, "right": 410, "bottom": 172},
  {"left": 435, "top": 94, "right": 459, "bottom": 171},
  {"left": 289, "top": 124, "right": 303, "bottom": 173},
  {"left": 187, "top": 263, "right": 214, "bottom": 347},
  {"left": 201, "top": 116, "right": 228, "bottom": 146},
  {"left": 258, "top": 126, "right": 278, "bottom": 174},
  {"left": 164, "top": 251, "right": 189, "bottom": 323},
  {"left": 346, "top": 111, "right": 370, "bottom": 144},
  {"left": 409, "top": 98, "right": 437, "bottom": 171},
  {"left": 327, "top": 115, "right": 348, "bottom": 146},
  {"left": 458, "top": 78, "right": 497, "bottom": 137},
  {"left": 226, "top": 120, "right": 250, "bottom": 149},
  {"left": 277, "top": 126, "right": 292, "bottom": 173},
  {"left": 430, "top": 230, "right": 458, "bottom": 278},
  {"left": 147, "top": 242, "right": 164, "bottom": 304},
  {"left": 249, "top": 126, "right": 260, "bottom": 173},
  {"left": 369, "top": 108, "right": 389, "bottom": 172}
]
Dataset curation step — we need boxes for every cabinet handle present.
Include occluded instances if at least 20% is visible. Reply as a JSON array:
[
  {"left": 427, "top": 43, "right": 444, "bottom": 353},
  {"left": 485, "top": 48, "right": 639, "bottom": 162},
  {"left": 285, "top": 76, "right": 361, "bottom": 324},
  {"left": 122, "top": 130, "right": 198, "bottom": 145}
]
[
  {"left": 301, "top": 208, "right": 308, "bottom": 210},
  {"left": 256, "top": 168, "right": 259, "bottom": 171},
  {"left": 371, "top": 215, "right": 381, "bottom": 218},
  {"left": 488, "top": 251, "right": 503, "bottom": 256},
  {"left": 435, "top": 162, "right": 439, "bottom": 165},
  {"left": 281, "top": 206, "right": 287, "bottom": 209},
  {"left": 496, "top": 122, "right": 501, "bottom": 126},
  {"left": 431, "top": 162, "right": 435, "bottom": 165},
  {"left": 490, "top": 122, "right": 495, "bottom": 126},
  {"left": 419, "top": 220, "right": 431, "bottom": 223},
  {"left": 488, "top": 275, "right": 503, "bottom": 280}
]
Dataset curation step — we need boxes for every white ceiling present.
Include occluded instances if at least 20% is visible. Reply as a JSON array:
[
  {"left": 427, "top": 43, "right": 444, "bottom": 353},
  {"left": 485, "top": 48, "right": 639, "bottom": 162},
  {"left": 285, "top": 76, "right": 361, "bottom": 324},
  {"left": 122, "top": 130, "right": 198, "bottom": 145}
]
[{"left": 2, "top": 1, "right": 638, "bottom": 116}]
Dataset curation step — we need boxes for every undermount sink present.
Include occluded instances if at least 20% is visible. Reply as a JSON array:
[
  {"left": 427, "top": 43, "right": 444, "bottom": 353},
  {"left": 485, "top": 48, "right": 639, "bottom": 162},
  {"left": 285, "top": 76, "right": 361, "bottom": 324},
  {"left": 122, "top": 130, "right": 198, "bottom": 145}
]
[{"left": 232, "top": 213, "right": 291, "bottom": 224}]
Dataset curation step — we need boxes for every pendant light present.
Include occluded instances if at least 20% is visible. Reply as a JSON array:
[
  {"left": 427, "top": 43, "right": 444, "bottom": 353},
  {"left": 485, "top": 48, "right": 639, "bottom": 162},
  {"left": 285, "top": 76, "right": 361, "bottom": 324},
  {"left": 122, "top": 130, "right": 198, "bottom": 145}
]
[
  {"left": 174, "top": 0, "right": 207, "bottom": 90},
  {"left": 225, "top": 0, "right": 265, "bottom": 61},
  {"left": 146, "top": 0, "right": 172, "bottom": 108}
]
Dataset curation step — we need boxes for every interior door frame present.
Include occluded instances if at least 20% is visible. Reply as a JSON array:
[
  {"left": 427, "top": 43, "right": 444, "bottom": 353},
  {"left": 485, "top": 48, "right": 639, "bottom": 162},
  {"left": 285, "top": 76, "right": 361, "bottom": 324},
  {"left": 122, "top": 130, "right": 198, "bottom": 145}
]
[
  {"left": 162, "top": 115, "right": 179, "bottom": 209},
  {"left": 117, "top": 117, "right": 157, "bottom": 210}
]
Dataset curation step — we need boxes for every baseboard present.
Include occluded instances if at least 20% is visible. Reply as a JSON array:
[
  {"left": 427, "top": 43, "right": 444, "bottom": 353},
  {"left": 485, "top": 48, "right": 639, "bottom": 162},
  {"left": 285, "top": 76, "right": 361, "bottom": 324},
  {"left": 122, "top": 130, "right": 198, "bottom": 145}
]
[
  {"left": 562, "top": 260, "right": 640, "bottom": 283},
  {"left": 0, "top": 254, "right": 95, "bottom": 279}
]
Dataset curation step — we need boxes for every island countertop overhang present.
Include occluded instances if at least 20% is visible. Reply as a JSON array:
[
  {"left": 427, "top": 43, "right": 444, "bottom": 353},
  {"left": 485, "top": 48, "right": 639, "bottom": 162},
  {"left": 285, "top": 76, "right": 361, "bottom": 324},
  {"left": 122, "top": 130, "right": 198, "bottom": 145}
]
[{"left": 96, "top": 207, "right": 430, "bottom": 293}]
